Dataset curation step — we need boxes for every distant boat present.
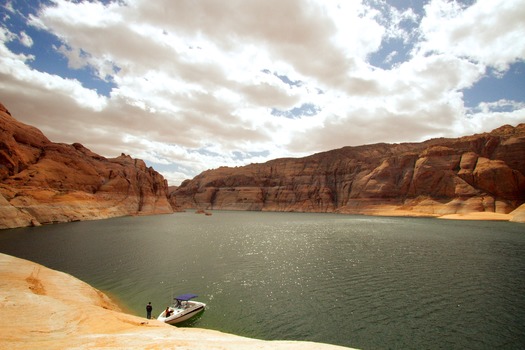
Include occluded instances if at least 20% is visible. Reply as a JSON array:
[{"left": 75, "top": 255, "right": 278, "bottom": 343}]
[
  {"left": 195, "top": 209, "right": 212, "bottom": 215},
  {"left": 157, "top": 293, "right": 206, "bottom": 325}
]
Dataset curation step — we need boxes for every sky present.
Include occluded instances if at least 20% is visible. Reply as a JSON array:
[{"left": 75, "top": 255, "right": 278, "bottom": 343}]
[{"left": 1, "top": 0, "right": 524, "bottom": 186}]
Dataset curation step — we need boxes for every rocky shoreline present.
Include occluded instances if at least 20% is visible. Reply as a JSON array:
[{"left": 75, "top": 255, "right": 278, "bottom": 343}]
[
  {"left": 340, "top": 205, "right": 525, "bottom": 222},
  {"left": 173, "top": 124, "right": 525, "bottom": 221},
  {"left": 0, "top": 253, "right": 353, "bottom": 350},
  {"left": 1, "top": 101, "right": 524, "bottom": 229},
  {"left": 0, "top": 103, "right": 173, "bottom": 230}
]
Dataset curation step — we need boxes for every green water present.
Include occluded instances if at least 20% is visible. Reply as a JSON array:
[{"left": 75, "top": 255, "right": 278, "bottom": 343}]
[{"left": 1, "top": 211, "right": 524, "bottom": 349}]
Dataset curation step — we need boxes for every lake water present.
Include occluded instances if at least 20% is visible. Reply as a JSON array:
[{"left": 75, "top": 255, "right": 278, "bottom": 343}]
[{"left": 0, "top": 211, "right": 524, "bottom": 349}]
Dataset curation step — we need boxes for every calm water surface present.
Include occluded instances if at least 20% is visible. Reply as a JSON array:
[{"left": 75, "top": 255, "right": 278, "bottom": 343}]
[{"left": 1, "top": 211, "right": 524, "bottom": 349}]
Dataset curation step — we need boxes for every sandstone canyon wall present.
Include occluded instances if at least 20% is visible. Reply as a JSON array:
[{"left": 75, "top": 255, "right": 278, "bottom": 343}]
[
  {"left": 2, "top": 100, "right": 524, "bottom": 228},
  {"left": 173, "top": 124, "right": 525, "bottom": 222},
  {"left": 0, "top": 103, "right": 173, "bottom": 229}
]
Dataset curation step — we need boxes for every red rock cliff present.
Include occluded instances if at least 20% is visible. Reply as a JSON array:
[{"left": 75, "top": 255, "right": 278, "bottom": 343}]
[
  {"left": 0, "top": 103, "right": 173, "bottom": 229},
  {"left": 173, "top": 124, "right": 525, "bottom": 221}
]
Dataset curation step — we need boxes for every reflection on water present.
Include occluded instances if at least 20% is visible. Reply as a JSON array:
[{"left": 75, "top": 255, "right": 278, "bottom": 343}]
[{"left": 0, "top": 211, "right": 524, "bottom": 349}]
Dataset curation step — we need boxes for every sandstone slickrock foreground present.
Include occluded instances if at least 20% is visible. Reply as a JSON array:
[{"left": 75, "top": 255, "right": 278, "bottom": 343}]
[
  {"left": 0, "top": 103, "right": 173, "bottom": 229},
  {"left": 0, "top": 253, "right": 353, "bottom": 350},
  {"left": 173, "top": 124, "right": 525, "bottom": 222}
]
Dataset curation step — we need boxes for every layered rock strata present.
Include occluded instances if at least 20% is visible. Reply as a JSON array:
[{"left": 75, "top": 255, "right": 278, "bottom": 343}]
[
  {"left": 2, "top": 100, "right": 524, "bottom": 227},
  {"left": 0, "top": 103, "right": 173, "bottom": 229},
  {"left": 173, "top": 124, "right": 525, "bottom": 222}
]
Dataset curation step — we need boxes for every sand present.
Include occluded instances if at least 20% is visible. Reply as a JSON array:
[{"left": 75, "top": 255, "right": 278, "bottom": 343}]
[
  {"left": 438, "top": 212, "right": 512, "bottom": 221},
  {"left": 0, "top": 253, "right": 353, "bottom": 350}
]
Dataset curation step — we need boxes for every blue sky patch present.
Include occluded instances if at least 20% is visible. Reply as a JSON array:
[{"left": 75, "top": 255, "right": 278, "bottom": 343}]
[
  {"left": 463, "top": 62, "right": 525, "bottom": 108},
  {"left": 2, "top": 0, "right": 116, "bottom": 97},
  {"left": 368, "top": 37, "right": 414, "bottom": 69},
  {"left": 271, "top": 103, "right": 321, "bottom": 119},
  {"left": 232, "top": 150, "right": 270, "bottom": 162},
  {"left": 262, "top": 69, "right": 303, "bottom": 88}
]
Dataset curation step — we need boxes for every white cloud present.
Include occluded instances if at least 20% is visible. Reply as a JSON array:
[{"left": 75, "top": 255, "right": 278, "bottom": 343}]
[
  {"left": 3, "top": 1, "right": 14, "bottom": 14},
  {"left": 0, "top": 0, "right": 524, "bottom": 186},
  {"left": 0, "top": 27, "right": 106, "bottom": 112},
  {"left": 418, "top": 0, "right": 525, "bottom": 71},
  {"left": 364, "top": 0, "right": 420, "bottom": 43},
  {"left": 18, "top": 31, "right": 33, "bottom": 47},
  {"left": 469, "top": 99, "right": 525, "bottom": 114},
  {"left": 461, "top": 101, "right": 525, "bottom": 136}
]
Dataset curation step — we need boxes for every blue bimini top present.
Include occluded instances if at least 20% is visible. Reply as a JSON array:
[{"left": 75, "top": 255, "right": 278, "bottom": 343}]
[{"left": 175, "top": 293, "right": 198, "bottom": 301}]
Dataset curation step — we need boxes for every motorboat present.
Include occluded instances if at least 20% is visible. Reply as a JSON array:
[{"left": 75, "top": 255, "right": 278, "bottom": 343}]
[{"left": 157, "top": 293, "right": 206, "bottom": 325}]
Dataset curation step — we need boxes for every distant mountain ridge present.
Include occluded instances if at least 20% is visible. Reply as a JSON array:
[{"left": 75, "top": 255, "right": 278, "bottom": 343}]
[
  {"left": 172, "top": 123, "right": 525, "bottom": 222},
  {"left": 0, "top": 103, "right": 173, "bottom": 229}
]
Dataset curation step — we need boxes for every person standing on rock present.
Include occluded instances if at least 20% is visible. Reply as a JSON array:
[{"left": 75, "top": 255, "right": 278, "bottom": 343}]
[{"left": 146, "top": 302, "right": 153, "bottom": 319}]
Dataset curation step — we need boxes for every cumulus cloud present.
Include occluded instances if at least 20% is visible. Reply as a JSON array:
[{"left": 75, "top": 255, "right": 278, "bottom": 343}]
[
  {"left": 0, "top": 0, "right": 524, "bottom": 185},
  {"left": 417, "top": 0, "right": 525, "bottom": 70},
  {"left": 18, "top": 31, "right": 33, "bottom": 47}
]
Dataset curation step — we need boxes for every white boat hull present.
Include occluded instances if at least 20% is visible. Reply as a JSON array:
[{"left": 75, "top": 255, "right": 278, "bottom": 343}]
[{"left": 157, "top": 301, "right": 206, "bottom": 325}]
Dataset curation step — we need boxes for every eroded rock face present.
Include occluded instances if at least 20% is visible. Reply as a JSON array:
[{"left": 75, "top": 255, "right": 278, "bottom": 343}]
[
  {"left": 173, "top": 124, "right": 525, "bottom": 221},
  {"left": 3, "top": 101, "right": 524, "bottom": 227},
  {"left": 0, "top": 103, "right": 173, "bottom": 229}
]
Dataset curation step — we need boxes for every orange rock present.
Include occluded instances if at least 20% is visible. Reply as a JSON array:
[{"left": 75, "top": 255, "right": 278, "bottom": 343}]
[
  {"left": 510, "top": 204, "right": 525, "bottom": 223},
  {"left": 0, "top": 253, "right": 351, "bottom": 350},
  {"left": 173, "top": 125, "right": 525, "bottom": 220},
  {"left": 2, "top": 101, "right": 524, "bottom": 227},
  {"left": 0, "top": 104, "right": 173, "bottom": 229}
]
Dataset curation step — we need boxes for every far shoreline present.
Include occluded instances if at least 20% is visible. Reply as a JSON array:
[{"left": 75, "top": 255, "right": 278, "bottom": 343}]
[
  {"left": 2, "top": 208, "right": 523, "bottom": 232},
  {"left": 437, "top": 212, "right": 512, "bottom": 221},
  {"left": 200, "top": 208, "right": 523, "bottom": 223}
]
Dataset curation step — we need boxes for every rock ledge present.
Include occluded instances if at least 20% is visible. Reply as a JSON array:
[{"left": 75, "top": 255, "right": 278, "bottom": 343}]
[{"left": 0, "top": 253, "right": 353, "bottom": 350}]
